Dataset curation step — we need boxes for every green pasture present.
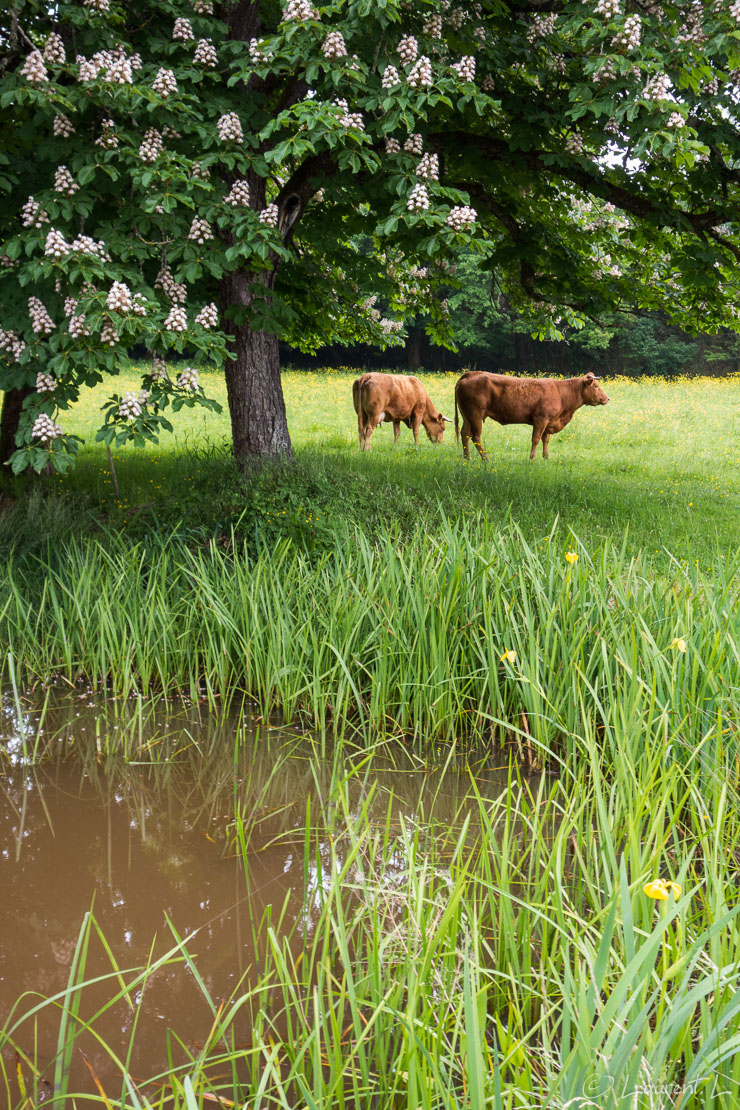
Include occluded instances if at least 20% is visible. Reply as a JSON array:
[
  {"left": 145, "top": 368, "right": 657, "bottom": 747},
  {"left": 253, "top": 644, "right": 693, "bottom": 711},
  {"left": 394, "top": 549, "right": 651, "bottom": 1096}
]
[{"left": 4, "top": 370, "right": 738, "bottom": 562}]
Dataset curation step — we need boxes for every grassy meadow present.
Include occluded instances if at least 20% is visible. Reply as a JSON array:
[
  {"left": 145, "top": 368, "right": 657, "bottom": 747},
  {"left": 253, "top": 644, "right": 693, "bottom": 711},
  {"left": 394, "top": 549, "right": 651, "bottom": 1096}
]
[{"left": 1, "top": 370, "right": 740, "bottom": 1108}]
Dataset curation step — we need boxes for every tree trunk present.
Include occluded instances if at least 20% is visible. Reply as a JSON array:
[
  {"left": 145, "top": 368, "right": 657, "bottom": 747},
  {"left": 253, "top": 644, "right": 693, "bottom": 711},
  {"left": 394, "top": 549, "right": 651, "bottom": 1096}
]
[
  {"left": 220, "top": 270, "right": 292, "bottom": 465},
  {"left": 0, "top": 386, "right": 32, "bottom": 467}
]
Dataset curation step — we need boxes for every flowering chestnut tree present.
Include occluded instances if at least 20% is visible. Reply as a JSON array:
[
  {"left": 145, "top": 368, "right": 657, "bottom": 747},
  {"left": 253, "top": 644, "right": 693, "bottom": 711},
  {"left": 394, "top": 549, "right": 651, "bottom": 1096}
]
[{"left": 3, "top": 1, "right": 740, "bottom": 470}]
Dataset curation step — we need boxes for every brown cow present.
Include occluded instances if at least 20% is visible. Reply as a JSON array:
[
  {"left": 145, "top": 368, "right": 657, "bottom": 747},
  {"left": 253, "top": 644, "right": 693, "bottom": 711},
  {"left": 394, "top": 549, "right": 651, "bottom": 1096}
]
[
  {"left": 352, "top": 372, "right": 451, "bottom": 451},
  {"left": 454, "top": 371, "right": 610, "bottom": 460}
]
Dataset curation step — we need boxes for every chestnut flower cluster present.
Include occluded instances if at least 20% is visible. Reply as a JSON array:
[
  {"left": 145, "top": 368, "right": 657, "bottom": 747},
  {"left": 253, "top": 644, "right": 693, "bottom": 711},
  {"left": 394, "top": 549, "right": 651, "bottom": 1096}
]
[
  {"left": 323, "top": 32, "right": 347, "bottom": 58},
  {"left": 188, "top": 217, "right": 214, "bottom": 244},
  {"left": 177, "top": 367, "right": 200, "bottom": 391},
  {"left": 119, "top": 390, "right": 149, "bottom": 420},
  {"left": 334, "top": 99, "right": 364, "bottom": 128},
  {"left": 385, "top": 137, "right": 401, "bottom": 153},
  {"left": 527, "top": 14, "right": 556, "bottom": 42},
  {"left": 95, "top": 119, "right": 119, "bottom": 148},
  {"left": 451, "top": 56, "right": 475, "bottom": 81},
  {"left": 165, "top": 305, "right": 188, "bottom": 331},
  {"left": 0, "top": 329, "right": 26, "bottom": 361},
  {"left": 195, "top": 303, "right": 219, "bottom": 328},
  {"left": 732, "top": 0, "right": 740, "bottom": 19},
  {"left": 29, "top": 297, "right": 55, "bottom": 335},
  {"left": 32, "top": 414, "right": 62, "bottom": 443},
  {"left": 21, "top": 197, "right": 49, "bottom": 227},
  {"left": 612, "top": 14, "right": 641, "bottom": 51},
  {"left": 101, "top": 317, "right": 120, "bottom": 345},
  {"left": 423, "top": 13, "right": 442, "bottom": 37},
  {"left": 173, "top": 17, "right": 195, "bottom": 40},
  {"left": 139, "top": 128, "right": 163, "bottom": 163},
  {"left": 106, "top": 282, "right": 135, "bottom": 313},
  {"left": 45, "top": 229, "right": 69, "bottom": 260},
  {"left": 249, "top": 38, "right": 266, "bottom": 62},
  {"left": 36, "top": 372, "right": 56, "bottom": 392},
  {"left": 69, "top": 313, "right": 91, "bottom": 338},
  {"left": 382, "top": 64, "right": 400, "bottom": 88},
  {"left": 217, "top": 113, "right": 244, "bottom": 142},
  {"left": 643, "top": 73, "right": 670, "bottom": 99},
  {"left": 398, "top": 35, "right": 418, "bottom": 64},
  {"left": 404, "top": 133, "right": 424, "bottom": 154},
  {"left": 259, "top": 204, "right": 279, "bottom": 227},
  {"left": 417, "top": 152, "right": 439, "bottom": 180},
  {"left": 225, "top": 179, "right": 251, "bottom": 206},
  {"left": 283, "top": 0, "right": 319, "bottom": 21},
  {"left": 151, "top": 356, "right": 168, "bottom": 382},
  {"left": 666, "top": 111, "right": 685, "bottom": 128},
  {"left": 595, "top": 0, "right": 621, "bottom": 16},
  {"left": 53, "top": 114, "right": 75, "bottom": 138},
  {"left": 193, "top": 0, "right": 213, "bottom": 12},
  {"left": 446, "top": 205, "right": 477, "bottom": 230},
  {"left": 407, "top": 183, "right": 430, "bottom": 211},
  {"left": 44, "top": 34, "right": 66, "bottom": 66},
  {"left": 153, "top": 68, "right": 178, "bottom": 97},
  {"left": 156, "top": 264, "right": 187, "bottom": 303},
  {"left": 54, "top": 165, "right": 78, "bottom": 196},
  {"left": 194, "top": 39, "right": 218, "bottom": 66},
  {"left": 565, "top": 131, "right": 584, "bottom": 154},
  {"left": 21, "top": 50, "right": 48, "bottom": 84},
  {"left": 407, "top": 56, "right": 433, "bottom": 88},
  {"left": 83, "top": 0, "right": 111, "bottom": 10}
]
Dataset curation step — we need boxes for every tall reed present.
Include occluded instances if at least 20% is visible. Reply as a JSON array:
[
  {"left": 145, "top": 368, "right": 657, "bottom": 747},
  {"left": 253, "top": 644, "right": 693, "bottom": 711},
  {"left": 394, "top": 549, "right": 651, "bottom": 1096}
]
[{"left": 2, "top": 518, "right": 738, "bottom": 761}]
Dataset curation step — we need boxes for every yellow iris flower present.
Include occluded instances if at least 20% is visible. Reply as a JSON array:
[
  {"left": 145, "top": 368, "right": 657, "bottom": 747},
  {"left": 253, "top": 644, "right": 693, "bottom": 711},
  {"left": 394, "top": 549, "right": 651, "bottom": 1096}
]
[
  {"left": 500, "top": 649, "right": 517, "bottom": 664},
  {"left": 643, "top": 879, "right": 682, "bottom": 901}
]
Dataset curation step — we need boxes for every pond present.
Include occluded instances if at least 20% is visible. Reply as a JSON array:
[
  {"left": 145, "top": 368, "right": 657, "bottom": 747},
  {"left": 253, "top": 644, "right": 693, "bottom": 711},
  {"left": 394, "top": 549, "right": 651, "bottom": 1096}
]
[{"left": 0, "top": 691, "right": 525, "bottom": 1105}]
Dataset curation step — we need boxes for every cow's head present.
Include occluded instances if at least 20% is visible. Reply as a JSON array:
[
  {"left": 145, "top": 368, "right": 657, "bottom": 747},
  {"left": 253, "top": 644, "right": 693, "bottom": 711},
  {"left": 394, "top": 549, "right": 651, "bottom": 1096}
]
[
  {"left": 582, "top": 372, "right": 610, "bottom": 406},
  {"left": 424, "top": 411, "right": 452, "bottom": 442}
]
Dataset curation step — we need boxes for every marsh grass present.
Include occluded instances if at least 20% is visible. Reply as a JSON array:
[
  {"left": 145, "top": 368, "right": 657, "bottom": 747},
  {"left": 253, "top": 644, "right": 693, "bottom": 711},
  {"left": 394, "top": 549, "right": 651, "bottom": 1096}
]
[
  {"left": 3, "top": 723, "right": 740, "bottom": 1108},
  {"left": 2, "top": 519, "right": 738, "bottom": 761}
]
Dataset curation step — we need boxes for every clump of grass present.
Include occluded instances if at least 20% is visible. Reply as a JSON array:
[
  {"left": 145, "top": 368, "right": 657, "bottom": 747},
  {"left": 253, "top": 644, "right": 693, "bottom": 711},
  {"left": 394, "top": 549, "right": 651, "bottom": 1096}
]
[{"left": 2, "top": 520, "right": 738, "bottom": 765}]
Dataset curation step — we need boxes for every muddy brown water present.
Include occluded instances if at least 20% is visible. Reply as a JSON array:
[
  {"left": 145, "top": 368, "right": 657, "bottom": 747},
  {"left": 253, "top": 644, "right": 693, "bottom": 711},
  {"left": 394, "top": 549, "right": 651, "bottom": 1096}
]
[{"left": 0, "top": 691, "right": 518, "bottom": 1104}]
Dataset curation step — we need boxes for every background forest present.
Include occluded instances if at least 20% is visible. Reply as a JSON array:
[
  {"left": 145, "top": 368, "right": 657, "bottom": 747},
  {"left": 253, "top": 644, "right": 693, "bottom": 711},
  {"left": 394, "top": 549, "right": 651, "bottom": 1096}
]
[{"left": 286, "top": 250, "right": 740, "bottom": 376}]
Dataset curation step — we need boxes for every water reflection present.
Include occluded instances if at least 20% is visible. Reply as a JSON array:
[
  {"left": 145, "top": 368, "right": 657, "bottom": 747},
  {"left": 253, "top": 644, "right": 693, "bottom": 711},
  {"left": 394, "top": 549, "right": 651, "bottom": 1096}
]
[{"left": 0, "top": 691, "right": 521, "bottom": 1103}]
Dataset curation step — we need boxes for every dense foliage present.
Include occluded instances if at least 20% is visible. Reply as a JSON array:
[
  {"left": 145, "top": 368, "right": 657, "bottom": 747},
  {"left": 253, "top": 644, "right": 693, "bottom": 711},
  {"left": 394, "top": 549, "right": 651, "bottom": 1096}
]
[{"left": 3, "top": 0, "right": 740, "bottom": 469}]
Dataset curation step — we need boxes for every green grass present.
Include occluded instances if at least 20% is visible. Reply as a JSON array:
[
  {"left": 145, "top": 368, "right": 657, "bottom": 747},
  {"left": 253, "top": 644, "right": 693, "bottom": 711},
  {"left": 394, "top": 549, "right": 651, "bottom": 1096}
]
[{"left": 2, "top": 371, "right": 738, "bottom": 561}]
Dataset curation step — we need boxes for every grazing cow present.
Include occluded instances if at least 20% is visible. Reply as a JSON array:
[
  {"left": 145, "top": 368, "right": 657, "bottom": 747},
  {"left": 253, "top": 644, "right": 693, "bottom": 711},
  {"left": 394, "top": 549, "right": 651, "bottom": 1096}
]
[
  {"left": 454, "top": 371, "right": 610, "bottom": 460},
  {"left": 352, "top": 372, "right": 451, "bottom": 451}
]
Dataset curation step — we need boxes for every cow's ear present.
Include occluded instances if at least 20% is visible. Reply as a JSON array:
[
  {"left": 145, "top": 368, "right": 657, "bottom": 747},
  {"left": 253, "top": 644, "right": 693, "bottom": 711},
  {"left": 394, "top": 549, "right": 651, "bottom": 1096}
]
[{"left": 585, "top": 372, "right": 595, "bottom": 381}]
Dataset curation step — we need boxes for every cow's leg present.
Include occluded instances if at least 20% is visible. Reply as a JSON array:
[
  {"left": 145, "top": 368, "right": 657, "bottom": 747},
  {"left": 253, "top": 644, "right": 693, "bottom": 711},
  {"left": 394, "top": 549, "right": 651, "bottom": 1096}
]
[
  {"left": 411, "top": 409, "right": 423, "bottom": 446},
  {"left": 393, "top": 420, "right": 401, "bottom": 444},
  {"left": 542, "top": 432, "right": 551, "bottom": 459},
  {"left": 469, "top": 414, "right": 488, "bottom": 461},
  {"left": 530, "top": 419, "right": 547, "bottom": 460},
  {"left": 460, "top": 417, "right": 472, "bottom": 460}
]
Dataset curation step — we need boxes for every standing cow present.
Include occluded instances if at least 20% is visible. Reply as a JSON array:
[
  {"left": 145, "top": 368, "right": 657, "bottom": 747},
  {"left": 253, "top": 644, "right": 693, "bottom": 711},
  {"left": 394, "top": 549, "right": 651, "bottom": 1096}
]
[
  {"left": 454, "top": 371, "right": 610, "bottom": 460},
  {"left": 353, "top": 373, "right": 451, "bottom": 451}
]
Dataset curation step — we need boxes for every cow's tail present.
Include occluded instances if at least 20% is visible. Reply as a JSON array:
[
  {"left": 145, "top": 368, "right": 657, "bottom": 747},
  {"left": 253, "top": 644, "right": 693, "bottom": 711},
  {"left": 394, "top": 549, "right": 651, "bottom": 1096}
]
[{"left": 354, "top": 373, "right": 372, "bottom": 440}]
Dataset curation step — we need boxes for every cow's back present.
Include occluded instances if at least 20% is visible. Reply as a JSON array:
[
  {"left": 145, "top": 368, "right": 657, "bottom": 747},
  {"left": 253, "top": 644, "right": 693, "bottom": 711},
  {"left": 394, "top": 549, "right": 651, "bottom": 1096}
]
[{"left": 459, "top": 372, "right": 560, "bottom": 422}]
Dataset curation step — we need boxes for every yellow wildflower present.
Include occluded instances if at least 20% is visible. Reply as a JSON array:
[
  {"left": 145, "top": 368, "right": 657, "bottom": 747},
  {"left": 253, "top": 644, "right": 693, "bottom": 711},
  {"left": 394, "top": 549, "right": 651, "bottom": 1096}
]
[
  {"left": 565, "top": 551, "right": 578, "bottom": 564},
  {"left": 500, "top": 649, "right": 517, "bottom": 664},
  {"left": 671, "top": 638, "right": 687, "bottom": 653},
  {"left": 643, "top": 879, "right": 682, "bottom": 901}
]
